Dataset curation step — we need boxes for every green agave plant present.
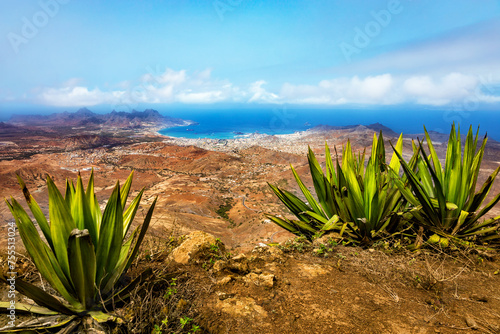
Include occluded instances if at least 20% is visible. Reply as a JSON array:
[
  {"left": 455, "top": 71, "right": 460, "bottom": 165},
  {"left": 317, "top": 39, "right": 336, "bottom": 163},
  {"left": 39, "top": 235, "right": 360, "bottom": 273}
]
[
  {"left": 1, "top": 170, "right": 157, "bottom": 332},
  {"left": 391, "top": 124, "right": 500, "bottom": 244},
  {"left": 267, "top": 132, "right": 417, "bottom": 244}
]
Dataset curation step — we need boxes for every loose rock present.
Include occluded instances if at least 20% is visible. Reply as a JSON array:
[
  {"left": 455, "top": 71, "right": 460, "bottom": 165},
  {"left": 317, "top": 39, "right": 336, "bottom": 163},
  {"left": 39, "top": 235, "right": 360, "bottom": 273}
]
[
  {"left": 216, "top": 297, "right": 268, "bottom": 318},
  {"left": 243, "top": 272, "right": 275, "bottom": 288}
]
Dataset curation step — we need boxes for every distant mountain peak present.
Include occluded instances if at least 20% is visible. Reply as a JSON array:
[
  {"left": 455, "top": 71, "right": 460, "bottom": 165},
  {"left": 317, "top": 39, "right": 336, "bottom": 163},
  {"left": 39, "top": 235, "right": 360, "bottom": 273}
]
[
  {"left": 366, "top": 123, "right": 398, "bottom": 137},
  {"left": 75, "top": 107, "right": 95, "bottom": 116},
  {"left": 76, "top": 107, "right": 92, "bottom": 113}
]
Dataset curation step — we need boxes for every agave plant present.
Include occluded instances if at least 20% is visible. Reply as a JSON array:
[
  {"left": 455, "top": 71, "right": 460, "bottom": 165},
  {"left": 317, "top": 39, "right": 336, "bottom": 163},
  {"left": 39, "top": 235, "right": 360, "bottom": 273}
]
[
  {"left": 1, "top": 170, "right": 157, "bottom": 332},
  {"left": 267, "top": 132, "right": 416, "bottom": 244},
  {"left": 391, "top": 124, "right": 500, "bottom": 244}
]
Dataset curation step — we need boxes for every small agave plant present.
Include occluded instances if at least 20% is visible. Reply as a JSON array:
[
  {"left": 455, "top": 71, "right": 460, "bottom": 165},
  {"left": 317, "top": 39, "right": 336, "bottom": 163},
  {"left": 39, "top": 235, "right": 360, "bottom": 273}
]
[{"left": 1, "top": 170, "right": 157, "bottom": 332}]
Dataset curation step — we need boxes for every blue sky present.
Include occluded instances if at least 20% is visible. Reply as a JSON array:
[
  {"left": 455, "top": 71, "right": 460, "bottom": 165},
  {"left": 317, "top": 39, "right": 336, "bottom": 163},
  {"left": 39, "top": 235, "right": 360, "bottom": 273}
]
[{"left": 0, "top": 0, "right": 499, "bottom": 116}]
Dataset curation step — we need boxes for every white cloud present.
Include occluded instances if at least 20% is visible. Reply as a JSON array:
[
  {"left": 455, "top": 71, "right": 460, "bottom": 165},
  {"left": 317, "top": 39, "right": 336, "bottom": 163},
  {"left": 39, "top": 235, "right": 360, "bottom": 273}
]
[
  {"left": 177, "top": 91, "right": 225, "bottom": 104},
  {"left": 280, "top": 74, "right": 397, "bottom": 105},
  {"left": 402, "top": 73, "right": 479, "bottom": 106},
  {"left": 278, "top": 72, "right": 500, "bottom": 106},
  {"left": 37, "top": 69, "right": 240, "bottom": 107},
  {"left": 35, "top": 69, "right": 500, "bottom": 108},
  {"left": 248, "top": 80, "right": 279, "bottom": 103},
  {"left": 10, "top": 20, "right": 500, "bottom": 109},
  {"left": 39, "top": 86, "right": 125, "bottom": 107}
]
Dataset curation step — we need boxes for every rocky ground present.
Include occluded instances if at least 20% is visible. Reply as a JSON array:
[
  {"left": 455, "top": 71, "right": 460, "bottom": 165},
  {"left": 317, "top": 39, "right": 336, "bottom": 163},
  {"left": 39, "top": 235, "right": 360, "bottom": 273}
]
[{"left": 151, "top": 231, "right": 500, "bottom": 334}]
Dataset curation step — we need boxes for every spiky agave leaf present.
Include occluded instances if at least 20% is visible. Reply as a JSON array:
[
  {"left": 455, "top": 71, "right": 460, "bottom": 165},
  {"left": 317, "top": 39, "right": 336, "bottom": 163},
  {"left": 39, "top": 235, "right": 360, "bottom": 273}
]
[
  {"left": 72, "top": 174, "right": 98, "bottom": 247},
  {"left": 86, "top": 169, "right": 102, "bottom": 234},
  {"left": 101, "top": 196, "right": 158, "bottom": 296},
  {"left": 290, "top": 164, "right": 324, "bottom": 217},
  {"left": 122, "top": 188, "right": 144, "bottom": 237},
  {"left": 0, "top": 315, "right": 78, "bottom": 333},
  {"left": 4, "top": 198, "right": 80, "bottom": 309},
  {"left": 68, "top": 229, "right": 96, "bottom": 309},
  {"left": 96, "top": 181, "right": 124, "bottom": 293},
  {"left": 307, "top": 146, "right": 337, "bottom": 218},
  {"left": 267, "top": 183, "right": 313, "bottom": 223},
  {"left": 0, "top": 276, "right": 76, "bottom": 316},
  {"left": 15, "top": 175, "right": 53, "bottom": 249},
  {"left": 344, "top": 132, "right": 409, "bottom": 240},
  {"left": 0, "top": 302, "right": 58, "bottom": 316}
]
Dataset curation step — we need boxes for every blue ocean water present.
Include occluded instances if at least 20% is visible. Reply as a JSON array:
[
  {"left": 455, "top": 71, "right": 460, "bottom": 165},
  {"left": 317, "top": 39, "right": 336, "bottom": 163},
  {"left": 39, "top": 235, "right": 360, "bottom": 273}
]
[{"left": 159, "top": 109, "right": 500, "bottom": 141}]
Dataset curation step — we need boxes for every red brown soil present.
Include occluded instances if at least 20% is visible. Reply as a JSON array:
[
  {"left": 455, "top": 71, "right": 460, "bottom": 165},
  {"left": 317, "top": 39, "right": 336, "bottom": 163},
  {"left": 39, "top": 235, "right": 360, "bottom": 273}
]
[{"left": 119, "top": 236, "right": 500, "bottom": 334}]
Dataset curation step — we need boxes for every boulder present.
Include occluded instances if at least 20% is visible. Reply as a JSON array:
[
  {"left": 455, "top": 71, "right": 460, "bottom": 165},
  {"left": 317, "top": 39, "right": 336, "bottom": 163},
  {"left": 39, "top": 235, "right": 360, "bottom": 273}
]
[{"left": 168, "top": 231, "right": 220, "bottom": 264}]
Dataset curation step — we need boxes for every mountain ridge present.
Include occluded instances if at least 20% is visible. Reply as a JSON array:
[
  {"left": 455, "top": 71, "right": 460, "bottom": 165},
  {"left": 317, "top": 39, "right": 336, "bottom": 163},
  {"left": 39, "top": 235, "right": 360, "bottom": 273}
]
[{"left": 7, "top": 108, "right": 192, "bottom": 129}]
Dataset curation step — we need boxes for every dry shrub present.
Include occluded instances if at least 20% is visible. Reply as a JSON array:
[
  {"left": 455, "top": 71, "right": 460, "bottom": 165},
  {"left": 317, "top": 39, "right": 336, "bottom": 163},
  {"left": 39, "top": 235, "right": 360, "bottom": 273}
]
[
  {"left": 113, "top": 226, "right": 209, "bottom": 333},
  {"left": 116, "top": 266, "right": 207, "bottom": 334}
]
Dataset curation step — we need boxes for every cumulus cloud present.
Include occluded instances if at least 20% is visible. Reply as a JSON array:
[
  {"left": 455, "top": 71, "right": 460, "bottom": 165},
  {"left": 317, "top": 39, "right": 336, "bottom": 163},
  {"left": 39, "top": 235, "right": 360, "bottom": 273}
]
[
  {"left": 17, "top": 20, "right": 500, "bottom": 109},
  {"left": 39, "top": 86, "right": 125, "bottom": 107},
  {"left": 36, "top": 69, "right": 500, "bottom": 108},
  {"left": 279, "top": 72, "right": 500, "bottom": 106},
  {"left": 280, "top": 74, "right": 397, "bottom": 105},
  {"left": 37, "top": 69, "right": 241, "bottom": 107},
  {"left": 248, "top": 80, "right": 279, "bottom": 103},
  {"left": 402, "top": 73, "right": 478, "bottom": 105}
]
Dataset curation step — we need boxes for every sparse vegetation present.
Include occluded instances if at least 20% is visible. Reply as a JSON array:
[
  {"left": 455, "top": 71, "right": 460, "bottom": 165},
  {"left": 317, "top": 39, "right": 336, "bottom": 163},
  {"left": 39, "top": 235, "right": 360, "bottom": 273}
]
[
  {"left": 278, "top": 236, "right": 312, "bottom": 253},
  {"left": 202, "top": 238, "right": 229, "bottom": 270},
  {"left": 216, "top": 197, "right": 234, "bottom": 219},
  {"left": 121, "top": 262, "right": 205, "bottom": 334},
  {"left": 216, "top": 197, "right": 236, "bottom": 227}
]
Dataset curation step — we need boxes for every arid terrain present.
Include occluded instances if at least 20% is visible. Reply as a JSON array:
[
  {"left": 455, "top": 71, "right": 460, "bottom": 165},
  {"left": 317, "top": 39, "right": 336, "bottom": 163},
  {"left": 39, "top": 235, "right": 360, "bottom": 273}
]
[{"left": 0, "top": 112, "right": 499, "bottom": 333}]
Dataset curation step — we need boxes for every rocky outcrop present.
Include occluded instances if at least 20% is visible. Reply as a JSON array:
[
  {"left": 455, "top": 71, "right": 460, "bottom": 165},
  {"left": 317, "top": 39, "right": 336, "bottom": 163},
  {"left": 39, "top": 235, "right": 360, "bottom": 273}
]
[{"left": 168, "top": 231, "right": 222, "bottom": 264}]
